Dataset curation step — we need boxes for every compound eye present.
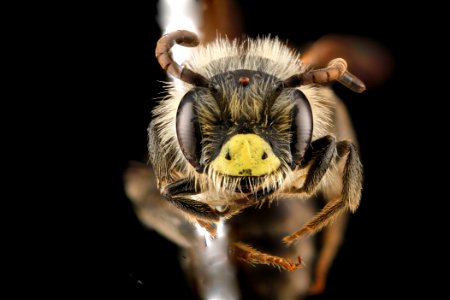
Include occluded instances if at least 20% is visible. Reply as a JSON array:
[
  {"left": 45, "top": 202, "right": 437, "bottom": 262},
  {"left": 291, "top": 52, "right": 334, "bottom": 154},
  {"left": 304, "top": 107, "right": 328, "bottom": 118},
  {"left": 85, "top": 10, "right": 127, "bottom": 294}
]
[
  {"left": 176, "top": 89, "right": 203, "bottom": 172},
  {"left": 290, "top": 90, "right": 313, "bottom": 165}
]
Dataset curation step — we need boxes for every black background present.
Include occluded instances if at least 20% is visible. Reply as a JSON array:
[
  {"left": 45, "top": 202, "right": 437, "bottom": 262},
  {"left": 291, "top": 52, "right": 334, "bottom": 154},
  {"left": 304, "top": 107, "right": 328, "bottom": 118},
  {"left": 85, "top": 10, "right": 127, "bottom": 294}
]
[{"left": 75, "top": 1, "right": 434, "bottom": 299}]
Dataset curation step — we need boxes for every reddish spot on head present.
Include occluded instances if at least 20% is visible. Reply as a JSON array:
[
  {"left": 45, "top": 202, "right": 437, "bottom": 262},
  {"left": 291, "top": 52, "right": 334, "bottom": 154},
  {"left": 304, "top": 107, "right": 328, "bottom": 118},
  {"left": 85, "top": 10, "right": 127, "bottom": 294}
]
[{"left": 239, "top": 76, "right": 250, "bottom": 86}]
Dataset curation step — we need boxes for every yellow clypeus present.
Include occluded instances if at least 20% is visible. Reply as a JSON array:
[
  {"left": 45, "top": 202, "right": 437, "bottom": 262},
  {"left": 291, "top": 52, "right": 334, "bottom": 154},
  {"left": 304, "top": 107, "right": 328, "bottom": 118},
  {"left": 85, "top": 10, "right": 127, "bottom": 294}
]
[{"left": 210, "top": 134, "right": 281, "bottom": 176}]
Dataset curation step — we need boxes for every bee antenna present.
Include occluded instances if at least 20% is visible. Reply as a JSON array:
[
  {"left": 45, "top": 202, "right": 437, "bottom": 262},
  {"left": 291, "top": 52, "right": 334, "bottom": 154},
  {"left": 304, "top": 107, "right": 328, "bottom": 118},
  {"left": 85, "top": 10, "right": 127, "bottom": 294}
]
[
  {"left": 155, "top": 30, "right": 209, "bottom": 87},
  {"left": 283, "top": 58, "right": 366, "bottom": 93}
]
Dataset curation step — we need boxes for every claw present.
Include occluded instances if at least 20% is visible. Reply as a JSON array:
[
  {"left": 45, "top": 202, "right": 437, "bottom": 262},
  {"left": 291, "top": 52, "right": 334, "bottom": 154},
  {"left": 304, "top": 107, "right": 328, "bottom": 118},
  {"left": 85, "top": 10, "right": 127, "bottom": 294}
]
[{"left": 285, "top": 256, "right": 303, "bottom": 271}]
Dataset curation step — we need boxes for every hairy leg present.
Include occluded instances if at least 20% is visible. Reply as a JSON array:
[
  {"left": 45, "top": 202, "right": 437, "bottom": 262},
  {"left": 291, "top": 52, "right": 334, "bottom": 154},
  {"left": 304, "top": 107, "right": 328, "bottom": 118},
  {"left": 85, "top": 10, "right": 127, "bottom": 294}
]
[
  {"left": 231, "top": 242, "right": 302, "bottom": 271},
  {"left": 283, "top": 140, "right": 362, "bottom": 244}
]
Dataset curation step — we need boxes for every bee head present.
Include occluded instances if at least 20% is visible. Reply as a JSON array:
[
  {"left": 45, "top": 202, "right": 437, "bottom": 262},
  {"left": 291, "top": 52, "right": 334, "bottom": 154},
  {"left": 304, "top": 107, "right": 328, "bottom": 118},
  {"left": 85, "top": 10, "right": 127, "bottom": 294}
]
[
  {"left": 156, "top": 30, "right": 364, "bottom": 191},
  {"left": 176, "top": 69, "right": 313, "bottom": 182}
]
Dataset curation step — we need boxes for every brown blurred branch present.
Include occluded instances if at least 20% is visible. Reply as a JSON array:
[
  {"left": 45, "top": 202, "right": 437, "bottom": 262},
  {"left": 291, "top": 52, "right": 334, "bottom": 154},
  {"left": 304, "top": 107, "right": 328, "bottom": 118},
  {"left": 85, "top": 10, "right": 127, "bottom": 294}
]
[{"left": 200, "top": 0, "right": 244, "bottom": 43}]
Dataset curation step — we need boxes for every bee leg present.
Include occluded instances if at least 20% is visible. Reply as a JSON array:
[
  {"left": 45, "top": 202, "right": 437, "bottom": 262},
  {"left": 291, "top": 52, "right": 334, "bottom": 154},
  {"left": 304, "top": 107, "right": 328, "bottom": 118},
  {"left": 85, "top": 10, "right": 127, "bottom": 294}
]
[
  {"left": 162, "top": 178, "right": 229, "bottom": 222},
  {"left": 283, "top": 141, "right": 362, "bottom": 244},
  {"left": 230, "top": 185, "right": 279, "bottom": 209},
  {"left": 336, "top": 141, "right": 363, "bottom": 212},
  {"left": 309, "top": 213, "right": 347, "bottom": 294},
  {"left": 297, "top": 135, "right": 336, "bottom": 193},
  {"left": 231, "top": 242, "right": 302, "bottom": 271}
]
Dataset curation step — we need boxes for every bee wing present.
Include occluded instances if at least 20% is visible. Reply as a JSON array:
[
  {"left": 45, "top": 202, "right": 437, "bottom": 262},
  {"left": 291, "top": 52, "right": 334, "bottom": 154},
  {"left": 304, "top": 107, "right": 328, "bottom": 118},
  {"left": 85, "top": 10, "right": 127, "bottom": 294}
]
[
  {"left": 300, "top": 34, "right": 394, "bottom": 89},
  {"left": 125, "top": 161, "right": 241, "bottom": 299},
  {"left": 123, "top": 161, "right": 196, "bottom": 248}
]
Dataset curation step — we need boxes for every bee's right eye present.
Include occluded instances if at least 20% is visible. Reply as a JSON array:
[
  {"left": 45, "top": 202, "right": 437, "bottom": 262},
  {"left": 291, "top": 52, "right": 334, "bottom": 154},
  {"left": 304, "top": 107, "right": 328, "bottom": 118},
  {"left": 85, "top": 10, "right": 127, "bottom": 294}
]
[{"left": 176, "top": 89, "right": 203, "bottom": 172}]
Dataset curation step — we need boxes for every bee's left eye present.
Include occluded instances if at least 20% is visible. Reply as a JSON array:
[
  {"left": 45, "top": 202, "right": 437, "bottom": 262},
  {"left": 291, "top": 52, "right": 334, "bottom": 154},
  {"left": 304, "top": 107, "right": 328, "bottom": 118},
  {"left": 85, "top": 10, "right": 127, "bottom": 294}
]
[
  {"left": 290, "top": 90, "right": 313, "bottom": 165},
  {"left": 176, "top": 89, "right": 203, "bottom": 172}
]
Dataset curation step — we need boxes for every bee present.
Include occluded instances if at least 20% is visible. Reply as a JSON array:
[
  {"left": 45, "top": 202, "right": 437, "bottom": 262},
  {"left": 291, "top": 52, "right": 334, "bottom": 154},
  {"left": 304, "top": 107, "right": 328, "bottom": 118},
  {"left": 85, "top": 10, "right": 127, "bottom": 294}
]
[{"left": 126, "top": 29, "right": 366, "bottom": 298}]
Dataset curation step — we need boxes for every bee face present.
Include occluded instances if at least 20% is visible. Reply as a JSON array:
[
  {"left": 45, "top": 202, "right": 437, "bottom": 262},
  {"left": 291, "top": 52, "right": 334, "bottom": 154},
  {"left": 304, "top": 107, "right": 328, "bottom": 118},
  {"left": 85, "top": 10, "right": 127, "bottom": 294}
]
[
  {"left": 176, "top": 69, "right": 313, "bottom": 188},
  {"left": 155, "top": 30, "right": 363, "bottom": 196}
]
